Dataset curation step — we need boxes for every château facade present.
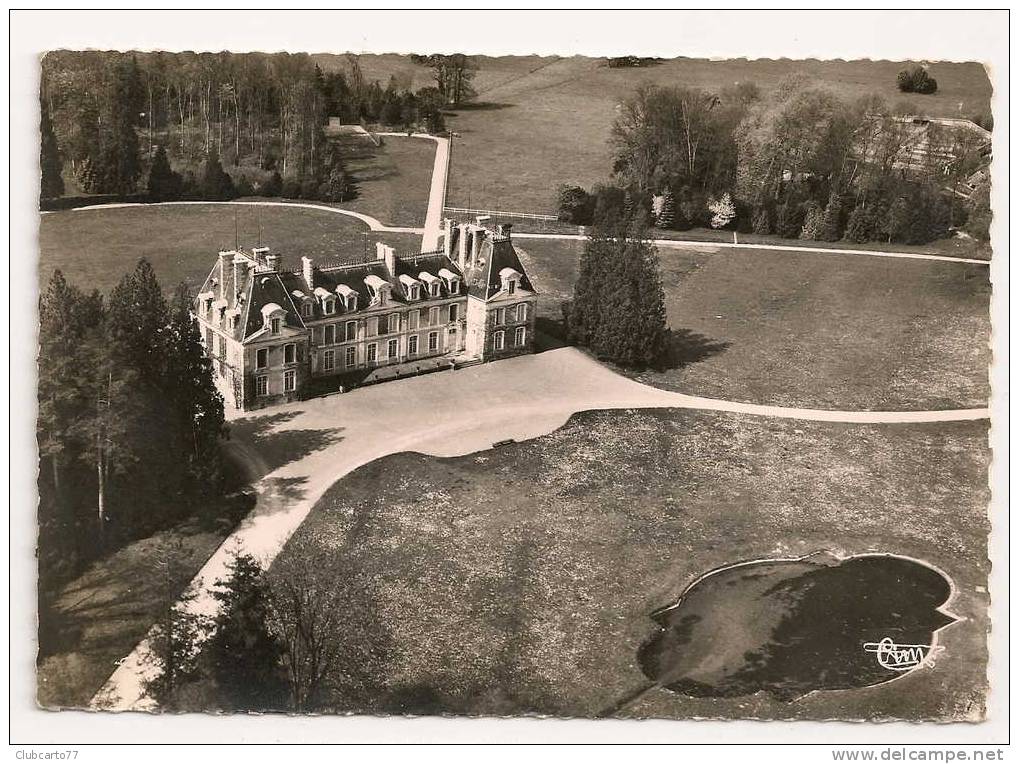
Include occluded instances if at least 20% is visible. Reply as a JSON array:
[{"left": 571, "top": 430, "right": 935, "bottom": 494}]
[{"left": 195, "top": 217, "right": 538, "bottom": 410}]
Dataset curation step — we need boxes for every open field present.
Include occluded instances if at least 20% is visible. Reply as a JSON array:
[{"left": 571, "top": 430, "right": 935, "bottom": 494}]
[
  {"left": 275, "top": 408, "right": 989, "bottom": 719},
  {"left": 339, "top": 54, "right": 991, "bottom": 214},
  {"left": 38, "top": 204, "right": 422, "bottom": 294},
  {"left": 515, "top": 238, "right": 991, "bottom": 411},
  {"left": 330, "top": 133, "right": 436, "bottom": 228}
]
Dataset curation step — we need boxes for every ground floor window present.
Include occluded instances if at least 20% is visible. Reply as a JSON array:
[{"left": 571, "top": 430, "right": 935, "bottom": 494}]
[
  {"left": 345, "top": 346, "right": 356, "bottom": 368},
  {"left": 387, "top": 338, "right": 398, "bottom": 359},
  {"left": 256, "top": 376, "right": 268, "bottom": 396},
  {"left": 515, "top": 327, "right": 526, "bottom": 346},
  {"left": 284, "top": 369, "right": 296, "bottom": 392},
  {"left": 428, "top": 331, "right": 439, "bottom": 352},
  {"left": 367, "top": 343, "right": 378, "bottom": 363},
  {"left": 408, "top": 334, "right": 418, "bottom": 356},
  {"left": 494, "top": 330, "right": 505, "bottom": 351},
  {"left": 323, "top": 349, "right": 335, "bottom": 371}
]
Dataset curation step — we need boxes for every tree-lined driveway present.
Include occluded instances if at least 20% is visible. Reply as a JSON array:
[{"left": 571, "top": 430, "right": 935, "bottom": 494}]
[{"left": 92, "top": 346, "right": 987, "bottom": 710}]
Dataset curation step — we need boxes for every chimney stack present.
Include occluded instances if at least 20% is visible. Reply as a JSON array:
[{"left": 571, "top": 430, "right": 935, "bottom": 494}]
[
  {"left": 375, "top": 242, "right": 396, "bottom": 277},
  {"left": 458, "top": 223, "right": 470, "bottom": 270},
  {"left": 302, "top": 256, "right": 315, "bottom": 290},
  {"left": 218, "top": 251, "right": 232, "bottom": 299},
  {"left": 471, "top": 225, "right": 485, "bottom": 262},
  {"left": 443, "top": 218, "right": 454, "bottom": 260},
  {"left": 497, "top": 223, "right": 513, "bottom": 239},
  {"left": 266, "top": 253, "right": 282, "bottom": 271}
]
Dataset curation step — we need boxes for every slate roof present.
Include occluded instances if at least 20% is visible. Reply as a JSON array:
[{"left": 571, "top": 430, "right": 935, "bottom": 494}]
[{"left": 464, "top": 236, "right": 535, "bottom": 300}]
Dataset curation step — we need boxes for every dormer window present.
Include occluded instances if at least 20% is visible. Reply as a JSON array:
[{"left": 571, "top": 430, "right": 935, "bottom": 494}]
[
  {"left": 261, "top": 302, "right": 286, "bottom": 336},
  {"left": 499, "top": 267, "right": 523, "bottom": 296},
  {"left": 419, "top": 271, "right": 440, "bottom": 297},
  {"left": 346, "top": 294, "right": 357, "bottom": 311},
  {"left": 410, "top": 285, "right": 420, "bottom": 300},
  {"left": 364, "top": 275, "right": 390, "bottom": 306},
  {"left": 301, "top": 302, "right": 313, "bottom": 318},
  {"left": 324, "top": 298, "right": 336, "bottom": 315},
  {"left": 438, "top": 268, "right": 459, "bottom": 295}
]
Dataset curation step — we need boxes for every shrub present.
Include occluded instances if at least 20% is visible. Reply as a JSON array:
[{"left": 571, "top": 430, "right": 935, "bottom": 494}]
[
  {"left": 556, "top": 184, "right": 594, "bottom": 225},
  {"left": 280, "top": 178, "right": 302, "bottom": 199},
  {"left": 591, "top": 185, "right": 627, "bottom": 228},
  {"left": 200, "top": 149, "right": 236, "bottom": 200},
  {"left": 233, "top": 175, "right": 254, "bottom": 198},
  {"left": 752, "top": 205, "right": 772, "bottom": 235},
  {"left": 260, "top": 171, "right": 283, "bottom": 197},
  {"left": 707, "top": 193, "right": 736, "bottom": 229},
  {"left": 897, "top": 66, "right": 938, "bottom": 95},
  {"left": 300, "top": 178, "right": 320, "bottom": 200},
  {"left": 799, "top": 201, "right": 824, "bottom": 240},
  {"left": 817, "top": 195, "right": 843, "bottom": 241},
  {"left": 843, "top": 205, "right": 873, "bottom": 243}
]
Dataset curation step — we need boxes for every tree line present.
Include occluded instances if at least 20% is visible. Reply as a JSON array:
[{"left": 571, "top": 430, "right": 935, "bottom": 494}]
[
  {"left": 37, "top": 262, "right": 228, "bottom": 619},
  {"left": 557, "top": 74, "right": 991, "bottom": 244},
  {"left": 141, "top": 539, "right": 394, "bottom": 714},
  {"left": 39, "top": 51, "right": 469, "bottom": 204}
]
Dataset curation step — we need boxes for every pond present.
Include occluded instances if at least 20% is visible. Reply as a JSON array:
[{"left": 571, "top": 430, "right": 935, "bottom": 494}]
[{"left": 636, "top": 553, "right": 957, "bottom": 703}]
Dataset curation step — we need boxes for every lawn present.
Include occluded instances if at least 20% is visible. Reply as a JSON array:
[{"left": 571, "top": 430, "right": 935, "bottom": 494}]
[
  {"left": 38, "top": 204, "right": 422, "bottom": 295},
  {"left": 514, "top": 238, "right": 991, "bottom": 410},
  {"left": 329, "top": 133, "right": 436, "bottom": 228},
  {"left": 274, "top": 408, "right": 989, "bottom": 720}
]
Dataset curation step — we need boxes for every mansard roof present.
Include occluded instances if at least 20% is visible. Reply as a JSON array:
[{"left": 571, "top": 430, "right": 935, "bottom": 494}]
[
  {"left": 243, "top": 273, "right": 306, "bottom": 339},
  {"left": 464, "top": 235, "right": 535, "bottom": 301}
]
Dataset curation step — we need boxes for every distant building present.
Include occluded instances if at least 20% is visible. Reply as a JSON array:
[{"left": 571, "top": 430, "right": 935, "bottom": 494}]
[
  {"left": 855, "top": 115, "right": 992, "bottom": 175},
  {"left": 194, "top": 218, "right": 538, "bottom": 410}
]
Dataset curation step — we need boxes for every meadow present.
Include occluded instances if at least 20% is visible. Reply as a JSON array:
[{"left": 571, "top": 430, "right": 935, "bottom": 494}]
[{"left": 343, "top": 54, "right": 992, "bottom": 214}]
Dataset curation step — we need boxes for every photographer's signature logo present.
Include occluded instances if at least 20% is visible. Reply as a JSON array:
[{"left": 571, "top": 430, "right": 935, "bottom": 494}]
[{"left": 863, "top": 637, "right": 944, "bottom": 671}]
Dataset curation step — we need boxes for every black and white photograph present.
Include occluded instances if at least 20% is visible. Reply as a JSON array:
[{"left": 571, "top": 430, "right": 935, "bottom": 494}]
[{"left": 9, "top": 8, "right": 1009, "bottom": 754}]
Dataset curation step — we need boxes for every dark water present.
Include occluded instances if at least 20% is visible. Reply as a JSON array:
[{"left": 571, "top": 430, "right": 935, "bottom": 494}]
[{"left": 637, "top": 553, "right": 957, "bottom": 702}]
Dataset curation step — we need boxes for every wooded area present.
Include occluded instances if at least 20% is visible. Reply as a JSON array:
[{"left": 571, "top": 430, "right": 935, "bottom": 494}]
[
  {"left": 40, "top": 51, "right": 472, "bottom": 202},
  {"left": 558, "top": 75, "right": 991, "bottom": 245},
  {"left": 37, "top": 262, "right": 231, "bottom": 654}
]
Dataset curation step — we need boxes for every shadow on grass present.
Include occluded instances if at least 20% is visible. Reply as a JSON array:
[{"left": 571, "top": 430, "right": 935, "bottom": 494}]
[
  {"left": 445, "top": 101, "right": 515, "bottom": 113},
  {"left": 230, "top": 411, "right": 345, "bottom": 475},
  {"left": 660, "top": 328, "right": 730, "bottom": 370}
]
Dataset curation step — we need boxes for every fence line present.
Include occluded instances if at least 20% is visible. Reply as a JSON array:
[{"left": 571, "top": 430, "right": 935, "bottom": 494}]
[{"left": 442, "top": 206, "right": 559, "bottom": 222}]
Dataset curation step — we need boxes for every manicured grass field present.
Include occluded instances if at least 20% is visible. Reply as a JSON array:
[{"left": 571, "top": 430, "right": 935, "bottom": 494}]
[
  {"left": 330, "top": 133, "right": 436, "bottom": 228},
  {"left": 276, "top": 408, "right": 989, "bottom": 720},
  {"left": 514, "top": 238, "right": 991, "bottom": 410},
  {"left": 38, "top": 204, "right": 422, "bottom": 294}
]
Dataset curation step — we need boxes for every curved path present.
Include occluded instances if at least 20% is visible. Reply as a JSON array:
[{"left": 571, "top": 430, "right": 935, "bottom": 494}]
[
  {"left": 48, "top": 199, "right": 425, "bottom": 236},
  {"left": 91, "top": 347, "right": 988, "bottom": 711},
  {"left": 513, "top": 232, "right": 991, "bottom": 266}
]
